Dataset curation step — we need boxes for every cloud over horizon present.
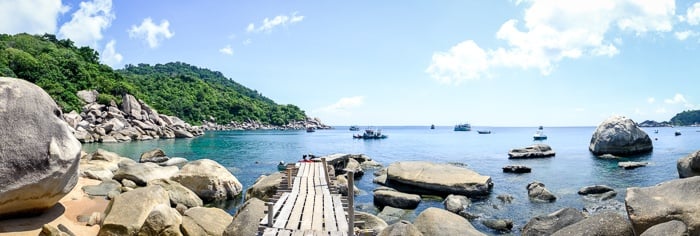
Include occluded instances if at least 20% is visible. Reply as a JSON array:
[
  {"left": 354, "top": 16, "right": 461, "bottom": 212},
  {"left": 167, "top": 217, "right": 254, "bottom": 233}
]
[
  {"left": 246, "top": 12, "right": 304, "bottom": 33},
  {"left": 219, "top": 45, "right": 233, "bottom": 55},
  {"left": 0, "top": 0, "right": 68, "bottom": 35},
  {"left": 128, "top": 18, "right": 174, "bottom": 48},
  {"left": 427, "top": 0, "right": 677, "bottom": 84},
  {"left": 312, "top": 96, "right": 365, "bottom": 117},
  {"left": 58, "top": 0, "right": 114, "bottom": 47}
]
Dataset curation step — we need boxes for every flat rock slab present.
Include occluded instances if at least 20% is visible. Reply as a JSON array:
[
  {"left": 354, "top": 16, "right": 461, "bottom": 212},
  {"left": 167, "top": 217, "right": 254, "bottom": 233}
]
[
  {"left": 508, "top": 144, "right": 555, "bottom": 159},
  {"left": 618, "top": 161, "right": 648, "bottom": 169},
  {"left": 386, "top": 161, "right": 492, "bottom": 197},
  {"left": 503, "top": 165, "right": 531, "bottom": 173}
]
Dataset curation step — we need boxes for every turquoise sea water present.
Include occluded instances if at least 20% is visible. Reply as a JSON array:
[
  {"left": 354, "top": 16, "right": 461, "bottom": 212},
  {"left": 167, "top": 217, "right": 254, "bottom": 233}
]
[{"left": 82, "top": 126, "right": 699, "bottom": 234}]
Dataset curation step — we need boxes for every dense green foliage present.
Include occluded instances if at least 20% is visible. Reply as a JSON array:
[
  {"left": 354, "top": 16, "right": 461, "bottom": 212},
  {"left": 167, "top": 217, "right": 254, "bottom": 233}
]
[
  {"left": 670, "top": 110, "right": 700, "bottom": 126},
  {"left": 0, "top": 33, "right": 306, "bottom": 125}
]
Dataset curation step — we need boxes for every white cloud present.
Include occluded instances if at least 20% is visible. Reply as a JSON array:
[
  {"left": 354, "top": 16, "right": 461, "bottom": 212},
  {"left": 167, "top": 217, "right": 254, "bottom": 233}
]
[
  {"left": 655, "top": 108, "right": 667, "bottom": 113},
  {"left": 674, "top": 30, "right": 697, "bottom": 40},
  {"left": 647, "top": 97, "right": 655, "bottom": 103},
  {"left": 246, "top": 12, "right": 304, "bottom": 33},
  {"left": 100, "top": 39, "right": 122, "bottom": 67},
  {"left": 427, "top": 0, "right": 676, "bottom": 84},
  {"left": 58, "top": 0, "right": 114, "bottom": 47},
  {"left": 219, "top": 45, "right": 233, "bottom": 55},
  {"left": 685, "top": 2, "right": 700, "bottom": 25},
  {"left": 0, "top": 0, "right": 68, "bottom": 34},
  {"left": 243, "top": 38, "right": 252, "bottom": 45},
  {"left": 313, "top": 96, "right": 365, "bottom": 115},
  {"left": 665, "top": 93, "right": 687, "bottom": 104},
  {"left": 128, "top": 18, "right": 174, "bottom": 48}
]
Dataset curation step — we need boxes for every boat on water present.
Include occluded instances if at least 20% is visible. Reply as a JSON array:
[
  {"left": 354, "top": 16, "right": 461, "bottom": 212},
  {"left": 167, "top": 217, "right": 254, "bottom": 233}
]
[
  {"left": 306, "top": 127, "right": 316, "bottom": 133},
  {"left": 430, "top": 124, "right": 435, "bottom": 129},
  {"left": 454, "top": 123, "right": 471, "bottom": 131},
  {"left": 533, "top": 126, "right": 547, "bottom": 140},
  {"left": 353, "top": 128, "right": 387, "bottom": 139},
  {"left": 349, "top": 125, "right": 360, "bottom": 131},
  {"left": 477, "top": 130, "right": 491, "bottom": 134},
  {"left": 654, "top": 129, "right": 659, "bottom": 134},
  {"left": 675, "top": 130, "right": 682, "bottom": 136}
]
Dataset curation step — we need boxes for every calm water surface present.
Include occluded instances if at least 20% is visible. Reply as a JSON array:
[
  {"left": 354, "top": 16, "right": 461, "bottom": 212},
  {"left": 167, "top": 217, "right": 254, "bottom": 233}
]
[{"left": 82, "top": 126, "right": 699, "bottom": 234}]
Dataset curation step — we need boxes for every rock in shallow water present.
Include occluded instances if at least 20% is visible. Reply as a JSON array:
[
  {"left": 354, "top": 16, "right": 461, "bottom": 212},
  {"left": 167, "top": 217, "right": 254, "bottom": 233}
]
[
  {"left": 522, "top": 208, "right": 584, "bottom": 236},
  {"left": 527, "top": 181, "right": 556, "bottom": 202},
  {"left": 508, "top": 144, "right": 555, "bottom": 159},
  {"left": 589, "top": 115, "right": 652, "bottom": 156},
  {"left": 502, "top": 165, "right": 532, "bottom": 173},
  {"left": 385, "top": 161, "right": 492, "bottom": 197}
]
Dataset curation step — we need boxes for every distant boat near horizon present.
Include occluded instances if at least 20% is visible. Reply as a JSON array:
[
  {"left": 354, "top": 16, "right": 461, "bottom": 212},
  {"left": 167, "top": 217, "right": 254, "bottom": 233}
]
[
  {"left": 349, "top": 125, "right": 360, "bottom": 131},
  {"left": 675, "top": 130, "right": 682, "bottom": 136},
  {"left": 477, "top": 130, "right": 491, "bottom": 134},
  {"left": 353, "top": 128, "right": 387, "bottom": 139},
  {"left": 430, "top": 124, "right": 435, "bottom": 129},
  {"left": 533, "top": 126, "right": 547, "bottom": 140},
  {"left": 306, "top": 127, "right": 316, "bottom": 133},
  {"left": 454, "top": 123, "right": 471, "bottom": 131}
]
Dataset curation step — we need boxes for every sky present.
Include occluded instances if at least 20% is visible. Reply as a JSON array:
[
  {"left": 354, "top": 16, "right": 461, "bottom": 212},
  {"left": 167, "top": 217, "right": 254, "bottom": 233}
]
[{"left": 2, "top": 0, "right": 700, "bottom": 127}]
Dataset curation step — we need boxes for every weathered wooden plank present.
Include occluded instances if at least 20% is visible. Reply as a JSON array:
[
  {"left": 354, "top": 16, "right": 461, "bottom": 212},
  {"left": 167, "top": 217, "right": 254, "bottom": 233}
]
[
  {"left": 300, "top": 190, "right": 315, "bottom": 230},
  {"left": 323, "top": 193, "right": 337, "bottom": 232},
  {"left": 286, "top": 193, "right": 307, "bottom": 229},
  {"left": 273, "top": 192, "right": 299, "bottom": 229},
  {"left": 332, "top": 195, "right": 349, "bottom": 232},
  {"left": 311, "top": 180, "right": 324, "bottom": 230},
  {"left": 262, "top": 227, "right": 279, "bottom": 236},
  {"left": 260, "top": 192, "right": 290, "bottom": 225},
  {"left": 329, "top": 231, "right": 347, "bottom": 236}
]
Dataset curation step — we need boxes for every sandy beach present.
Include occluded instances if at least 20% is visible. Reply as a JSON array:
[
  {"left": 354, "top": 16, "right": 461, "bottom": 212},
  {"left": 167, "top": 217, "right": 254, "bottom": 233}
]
[{"left": 0, "top": 177, "right": 109, "bottom": 236}]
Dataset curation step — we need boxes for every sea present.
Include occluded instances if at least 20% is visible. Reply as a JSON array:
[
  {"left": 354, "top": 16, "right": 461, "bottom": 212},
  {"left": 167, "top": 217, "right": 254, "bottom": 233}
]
[{"left": 82, "top": 126, "right": 699, "bottom": 234}]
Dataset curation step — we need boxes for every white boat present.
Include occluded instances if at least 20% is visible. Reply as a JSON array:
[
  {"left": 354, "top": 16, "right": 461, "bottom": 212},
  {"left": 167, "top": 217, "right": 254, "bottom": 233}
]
[
  {"left": 454, "top": 123, "right": 471, "bottom": 131},
  {"left": 675, "top": 130, "right": 682, "bottom": 136},
  {"left": 533, "top": 126, "right": 547, "bottom": 140}
]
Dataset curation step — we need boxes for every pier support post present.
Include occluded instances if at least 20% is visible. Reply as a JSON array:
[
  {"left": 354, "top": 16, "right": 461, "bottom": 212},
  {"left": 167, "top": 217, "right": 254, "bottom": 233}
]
[
  {"left": 287, "top": 167, "right": 293, "bottom": 190},
  {"left": 321, "top": 158, "right": 331, "bottom": 186},
  {"left": 266, "top": 202, "right": 273, "bottom": 227},
  {"left": 347, "top": 171, "right": 355, "bottom": 236}
]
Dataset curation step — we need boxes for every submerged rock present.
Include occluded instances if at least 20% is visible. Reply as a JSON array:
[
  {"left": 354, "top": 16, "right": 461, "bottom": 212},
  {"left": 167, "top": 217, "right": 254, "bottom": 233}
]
[
  {"left": 385, "top": 161, "right": 493, "bottom": 197},
  {"left": 0, "top": 77, "right": 81, "bottom": 218},
  {"left": 522, "top": 208, "right": 584, "bottom": 236},
  {"left": 502, "top": 165, "right": 532, "bottom": 173},
  {"left": 578, "top": 185, "right": 614, "bottom": 195},
  {"left": 589, "top": 115, "right": 652, "bottom": 156},
  {"left": 618, "top": 161, "right": 649, "bottom": 169},
  {"left": 508, "top": 144, "right": 555, "bottom": 159},
  {"left": 527, "top": 181, "right": 556, "bottom": 202}
]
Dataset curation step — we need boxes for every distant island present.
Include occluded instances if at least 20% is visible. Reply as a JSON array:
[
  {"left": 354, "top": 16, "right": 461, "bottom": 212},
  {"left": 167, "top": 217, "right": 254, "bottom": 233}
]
[
  {"left": 0, "top": 33, "right": 316, "bottom": 128},
  {"left": 639, "top": 110, "right": 700, "bottom": 127}
]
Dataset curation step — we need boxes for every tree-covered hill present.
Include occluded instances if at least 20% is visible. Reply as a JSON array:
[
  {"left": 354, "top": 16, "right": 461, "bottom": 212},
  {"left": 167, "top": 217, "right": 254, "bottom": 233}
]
[
  {"left": 0, "top": 33, "right": 306, "bottom": 125},
  {"left": 670, "top": 110, "right": 700, "bottom": 126}
]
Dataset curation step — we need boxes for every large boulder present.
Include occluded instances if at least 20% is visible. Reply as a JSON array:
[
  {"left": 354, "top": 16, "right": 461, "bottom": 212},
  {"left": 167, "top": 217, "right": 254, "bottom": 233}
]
[
  {"left": 377, "top": 206, "right": 411, "bottom": 225},
  {"left": 356, "top": 211, "right": 389, "bottom": 234},
  {"left": 180, "top": 207, "right": 233, "bottom": 236},
  {"left": 677, "top": 150, "right": 700, "bottom": 178},
  {"left": 140, "top": 148, "right": 169, "bottom": 163},
  {"left": 374, "top": 188, "right": 421, "bottom": 209},
  {"left": 77, "top": 89, "right": 99, "bottom": 103},
  {"left": 508, "top": 144, "right": 555, "bottom": 159},
  {"left": 137, "top": 203, "right": 183, "bottom": 236},
  {"left": 379, "top": 221, "right": 423, "bottom": 236},
  {"left": 244, "top": 172, "right": 284, "bottom": 201},
  {"left": 171, "top": 159, "right": 243, "bottom": 202},
  {"left": 522, "top": 208, "right": 584, "bottom": 236},
  {"left": 385, "top": 161, "right": 492, "bottom": 197},
  {"left": 527, "top": 181, "right": 556, "bottom": 202},
  {"left": 0, "top": 77, "right": 81, "bottom": 218},
  {"left": 148, "top": 179, "right": 203, "bottom": 208},
  {"left": 625, "top": 176, "right": 700, "bottom": 235},
  {"left": 223, "top": 198, "right": 266, "bottom": 236},
  {"left": 551, "top": 212, "right": 633, "bottom": 236},
  {"left": 639, "top": 220, "right": 688, "bottom": 236},
  {"left": 589, "top": 115, "right": 653, "bottom": 156},
  {"left": 113, "top": 163, "right": 179, "bottom": 186},
  {"left": 99, "top": 185, "right": 170, "bottom": 236},
  {"left": 122, "top": 94, "right": 143, "bottom": 120},
  {"left": 443, "top": 194, "right": 471, "bottom": 215},
  {"left": 413, "top": 207, "right": 486, "bottom": 236}
]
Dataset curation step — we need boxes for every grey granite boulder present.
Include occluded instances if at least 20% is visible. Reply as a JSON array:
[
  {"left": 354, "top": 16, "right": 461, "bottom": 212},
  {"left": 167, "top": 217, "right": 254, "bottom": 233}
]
[
  {"left": 140, "top": 148, "right": 169, "bottom": 163},
  {"left": 180, "top": 207, "right": 233, "bottom": 236},
  {"left": 148, "top": 179, "right": 203, "bottom": 208},
  {"left": 639, "top": 220, "right": 687, "bottom": 236},
  {"left": 527, "top": 181, "right": 556, "bottom": 202},
  {"left": 508, "top": 144, "right": 555, "bottom": 159},
  {"left": 522, "top": 208, "right": 584, "bottom": 236},
  {"left": 443, "top": 194, "right": 471, "bottom": 215},
  {"left": 137, "top": 203, "right": 183, "bottom": 236},
  {"left": 113, "top": 162, "right": 179, "bottom": 186},
  {"left": 677, "top": 150, "right": 700, "bottom": 178},
  {"left": 551, "top": 212, "right": 633, "bottom": 236},
  {"left": 77, "top": 89, "right": 99, "bottom": 103},
  {"left": 356, "top": 211, "right": 389, "bottom": 234},
  {"left": 589, "top": 115, "right": 652, "bottom": 156},
  {"left": 122, "top": 94, "right": 143, "bottom": 120},
  {"left": 625, "top": 176, "right": 700, "bottom": 235},
  {"left": 503, "top": 165, "right": 532, "bottom": 173},
  {"left": 82, "top": 179, "right": 122, "bottom": 197},
  {"left": 244, "top": 172, "right": 284, "bottom": 201},
  {"left": 578, "top": 185, "right": 614, "bottom": 195},
  {"left": 0, "top": 77, "right": 81, "bottom": 218},
  {"left": 482, "top": 219, "right": 513, "bottom": 232},
  {"left": 413, "top": 207, "right": 486, "bottom": 236},
  {"left": 224, "top": 198, "right": 266, "bottom": 236},
  {"left": 377, "top": 206, "right": 411, "bottom": 225},
  {"left": 374, "top": 189, "right": 421, "bottom": 209},
  {"left": 379, "top": 220, "right": 423, "bottom": 236},
  {"left": 171, "top": 159, "right": 243, "bottom": 202},
  {"left": 99, "top": 185, "right": 170, "bottom": 236},
  {"left": 386, "top": 161, "right": 492, "bottom": 197}
]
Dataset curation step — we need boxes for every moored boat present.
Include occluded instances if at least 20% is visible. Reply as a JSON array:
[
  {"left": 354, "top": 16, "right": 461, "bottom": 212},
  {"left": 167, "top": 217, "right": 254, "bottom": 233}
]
[
  {"left": 430, "top": 124, "right": 435, "bottom": 129},
  {"left": 306, "top": 127, "right": 316, "bottom": 132},
  {"left": 477, "top": 130, "right": 491, "bottom": 134},
  {"left": 454, "top": 123, "right": 471, "bottom": 131},
  {"left": 533, "top": 126, "right": 547, "bottom": 140},
  {"left": 675, "top": 130, "right": 682, "bottom": 136},
  {"left": 353, "top": 128, "right": 387, "bottom": 139},
  {"left": 349, "top": 125, "right": 360, "bottom": 131}
]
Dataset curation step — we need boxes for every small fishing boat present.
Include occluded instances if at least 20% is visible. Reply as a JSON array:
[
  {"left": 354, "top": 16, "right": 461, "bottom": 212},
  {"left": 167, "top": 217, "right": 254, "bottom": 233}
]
[
  {"left": 654, "top": 129, "right": 659, "bottom": 134},
  {"left": 675, "top": 130, "right": 682, "bottom": 136},
  {"left": 353, "top": 128, "right": 387, "bottom": 139},
  {"left": 277, "top": 161, "right": 287, "bottom": 171},
  {"left": 477, "top": 130, "right": 491, "bottom": 134},
  {"left": 430, "top": 124, "right": 435, "bottom": 130},
  {"left": 306, "top": 127, "right": 316, "bottom": 132},
  {"left": 349, "top": 125, "right": 360, "bottom": 131},
  {"left": 533, "top": 126, "right": 547, "bottom": 140},
  {"left": 454, "top": 123, "right": 471, "bottom": 131}
]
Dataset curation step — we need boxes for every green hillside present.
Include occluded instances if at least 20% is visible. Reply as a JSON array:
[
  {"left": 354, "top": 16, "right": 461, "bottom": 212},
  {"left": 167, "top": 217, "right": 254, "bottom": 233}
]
[
  {"left": 0, "top": 33, "right": 306, "bottom": 125},
  {"left": 670, "top": 110, "right": 700, "bottom": 126}
]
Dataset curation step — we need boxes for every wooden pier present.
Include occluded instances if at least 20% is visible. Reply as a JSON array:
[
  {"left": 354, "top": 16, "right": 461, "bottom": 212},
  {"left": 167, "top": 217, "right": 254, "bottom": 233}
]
[{"left": 258, "top": 159, "right": 357, "bottom": 236}]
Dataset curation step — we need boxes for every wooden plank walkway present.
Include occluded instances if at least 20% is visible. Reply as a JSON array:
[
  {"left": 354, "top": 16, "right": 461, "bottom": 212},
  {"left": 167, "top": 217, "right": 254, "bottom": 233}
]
[{"left": 259, "top": 161, "right": 352, "bottom": 236}]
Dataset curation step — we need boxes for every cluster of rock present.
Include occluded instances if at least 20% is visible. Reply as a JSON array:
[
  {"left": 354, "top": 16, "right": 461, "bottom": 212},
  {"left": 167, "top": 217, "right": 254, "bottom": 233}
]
[
  {"left": 199, "top": 116, "right": 331, "bottom": 131},
  {"left": 78, "top": 148, "right": 243, "bottom": 235},
  {"left": 63, "top": 90, "right": 203, "bottom": 143}
]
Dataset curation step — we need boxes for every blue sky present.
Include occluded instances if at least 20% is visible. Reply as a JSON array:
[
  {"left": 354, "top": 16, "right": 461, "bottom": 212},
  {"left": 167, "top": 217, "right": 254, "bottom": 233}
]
[{"left": 2, "top": 0, "right": 700, "bottom": 126}]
